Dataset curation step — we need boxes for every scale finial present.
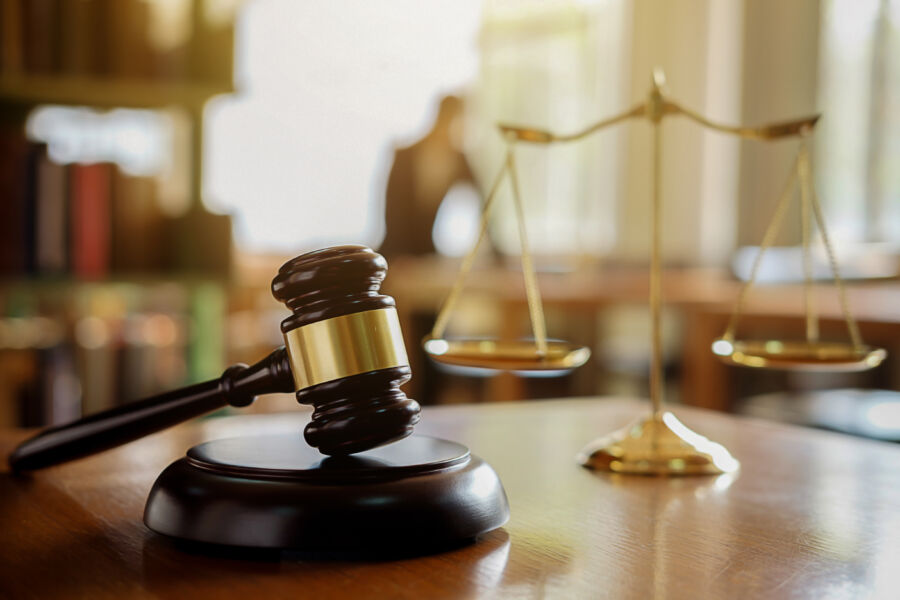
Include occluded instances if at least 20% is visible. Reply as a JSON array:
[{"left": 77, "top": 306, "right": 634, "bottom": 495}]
[{"left": 652, "top": 67, "right": 667, "bottom": 91}]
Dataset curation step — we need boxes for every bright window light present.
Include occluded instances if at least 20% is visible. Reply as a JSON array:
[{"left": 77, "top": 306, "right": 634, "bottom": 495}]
[
  {"left": 26, "top": 106, "right": 172, "bottom": 176},
  {"left": 204, "top": 0, "right": 482, "bottom": 253},
  {"left": 432, "top": 182, "right": 482, "bottom": 257}
]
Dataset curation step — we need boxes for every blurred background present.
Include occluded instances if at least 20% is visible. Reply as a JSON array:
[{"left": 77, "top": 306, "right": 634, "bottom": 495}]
[{"left": 1, "top": 0, "right": 899, "bottom": 442}]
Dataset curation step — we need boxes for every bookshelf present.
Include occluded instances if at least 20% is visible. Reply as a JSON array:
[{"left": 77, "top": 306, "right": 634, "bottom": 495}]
[
  {"left": 0, "top": 75, "right": 232, "bottom": 110},
  {"left": 0, "top": 0, "right": 240, "bottom": 428},
  {"left": 0, "top": 73, "right": 235, "bottom": 213}
]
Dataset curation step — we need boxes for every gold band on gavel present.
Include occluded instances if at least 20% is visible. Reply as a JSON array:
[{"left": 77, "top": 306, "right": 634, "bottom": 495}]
[{"left": 282, "top": 307, "right": 409, "bottom": 391}]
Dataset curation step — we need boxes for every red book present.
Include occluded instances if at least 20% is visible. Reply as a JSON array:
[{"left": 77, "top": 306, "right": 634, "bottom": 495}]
[
  {"left": 0, "top": 127, "right": 30, "bottom": 275},
  {"left": 70, "top": 163, "right": 111, "bottom": 280}
]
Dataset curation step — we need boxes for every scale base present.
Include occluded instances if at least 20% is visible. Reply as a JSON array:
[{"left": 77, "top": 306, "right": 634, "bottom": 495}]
[
  {"left": 576, "top": 411, "right": 739, "bottom": 476},
  {"left": 144, "top": 434, "right": 509, "bottom": 552}
]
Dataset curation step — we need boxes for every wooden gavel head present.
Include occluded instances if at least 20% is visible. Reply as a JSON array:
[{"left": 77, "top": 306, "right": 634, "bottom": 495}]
[{"left": 272, "top": 245, "right": 421, "bottom": 455}]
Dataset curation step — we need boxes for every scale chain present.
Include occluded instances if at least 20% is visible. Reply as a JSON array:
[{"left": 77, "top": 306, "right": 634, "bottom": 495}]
[
  {"left": 507, "top": 146, "right": 549, "bottom": 357},
  {"left": 798, "top": 141, "right": 820, "bottom": 343},
  {"left": 429, "top": 151, "right": 510, "bottom": 341},
  {"left": 723, "top": 150, "right": 802, "bottom": 342},
  {"left": 806, "top": 157, "right": 864, "bottom": 351},
  {"left": 649, "top": 121, "right": 664, "bottom": 415}
]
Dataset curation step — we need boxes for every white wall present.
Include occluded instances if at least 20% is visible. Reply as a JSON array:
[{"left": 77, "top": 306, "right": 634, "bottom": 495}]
[{"left": 204, "top": 0, "right": 482, "bottom": 253}]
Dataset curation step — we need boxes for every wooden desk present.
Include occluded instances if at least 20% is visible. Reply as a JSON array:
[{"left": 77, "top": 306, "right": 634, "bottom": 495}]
[
  {"left": 682, "top": 284, "right": 900, "bottom": 411},
  {"left": 384, "top": 257, "right": 739, "bottom": 403},
  {"left": 2, "top": 399, "right": 900, "bottom": 599},
  {"left": 385, "top": 256, "right": 900, "bottom": 407}
]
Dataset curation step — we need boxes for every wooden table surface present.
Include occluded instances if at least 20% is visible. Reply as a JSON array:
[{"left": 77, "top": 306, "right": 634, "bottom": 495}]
[{"left": 2, "top": 398, "right": 900, "bottom": 599}]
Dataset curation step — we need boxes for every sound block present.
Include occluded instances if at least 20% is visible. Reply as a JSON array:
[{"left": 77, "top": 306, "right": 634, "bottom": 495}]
[{"left": 144, "top": 434, "right": 509, "bottom": 552}]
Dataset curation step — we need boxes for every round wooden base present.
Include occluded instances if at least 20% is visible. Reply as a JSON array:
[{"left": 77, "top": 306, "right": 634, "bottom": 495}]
[{"left": 143, "top": 434, "right": 509, "bottom": 552}]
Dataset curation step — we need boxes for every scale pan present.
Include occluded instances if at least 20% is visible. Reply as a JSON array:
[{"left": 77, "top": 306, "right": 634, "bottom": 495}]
[
  {"left": 423, "top": 338, "right": 591, "bottom": 373},
  {"left": 711, "top": 338, "right": 887, "bottom": 372}
]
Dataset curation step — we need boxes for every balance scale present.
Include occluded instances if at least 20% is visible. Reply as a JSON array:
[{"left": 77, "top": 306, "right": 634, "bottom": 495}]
[{"left": 422, "top": 69, "right": 886, "bottom": 476}]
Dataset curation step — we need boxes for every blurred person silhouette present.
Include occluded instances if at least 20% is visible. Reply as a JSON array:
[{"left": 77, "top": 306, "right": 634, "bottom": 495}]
[{"left": 379, "top": 95, "right": 475, "bottom": 259}]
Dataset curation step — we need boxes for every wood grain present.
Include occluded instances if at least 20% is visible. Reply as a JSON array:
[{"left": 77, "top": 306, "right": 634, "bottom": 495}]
[{"left": 2, "top": 398, "right": 900, "bottom": 599}]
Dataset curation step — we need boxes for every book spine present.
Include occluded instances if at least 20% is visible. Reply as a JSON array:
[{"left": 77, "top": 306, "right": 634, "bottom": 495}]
[
  {"left": 20, "top": 0, "right": 58, "bottom": 74},
  {"left": 35, "top": 152, "right": 68, "bottom": 274},
  {"left": 107, "top": 0, "right": 153, "bottom": 79},
  {"left": 146, "top": 0, "right": 191, "bottom": 80},
  {"left": 111, "top": 167, "right": 163, "bottom": 273},
  {"left": 59, "top": 0, "right": 106, "bottom": 76},
  {"left": 189, "top": 0, "right": 234, "bottom": 84},
  {"left": 70, "top": 163, "right": 111, "bottom": 280},
  {"left": 75, "top": 325, "right": 117, "bottom": 415},
  {"left": 22, "top": 142, "right": 43, "bottom": 274},
  {"left": 0, "top": 0, "right": 23, "bottom": 75},
  {"left": 0, "top": 128, "right": 30, "bottom": 275}
]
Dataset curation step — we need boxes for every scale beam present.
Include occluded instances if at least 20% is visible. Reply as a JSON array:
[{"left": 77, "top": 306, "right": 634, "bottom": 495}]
[
  {"left": 496, "top": 101, "right": 819, "bottom": 145},
  {"left": 498, "top": 104, "right": 644, "bottom": 143}
]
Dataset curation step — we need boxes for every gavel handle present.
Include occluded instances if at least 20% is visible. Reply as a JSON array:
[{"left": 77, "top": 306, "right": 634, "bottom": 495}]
[{"left": 8, "top": 347, "right": 295, "bottom": 472}]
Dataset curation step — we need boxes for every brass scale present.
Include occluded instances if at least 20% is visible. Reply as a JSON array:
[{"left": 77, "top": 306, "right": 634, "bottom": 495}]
[{"left": 421, "top": 70, "right": 887, "bottom": 476}]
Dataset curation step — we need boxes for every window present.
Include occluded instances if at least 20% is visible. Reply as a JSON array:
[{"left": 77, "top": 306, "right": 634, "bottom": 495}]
[
  {"left": 204, "top": 0, "right": 481, "bottom": 252},
  {"left": 817, "top": 0, "right": 900, "bottom": 243}
]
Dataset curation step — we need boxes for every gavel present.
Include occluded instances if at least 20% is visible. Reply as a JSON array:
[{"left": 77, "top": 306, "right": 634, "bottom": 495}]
[{"left": 9, "top": 245, "right": 421, "bottom": 471}]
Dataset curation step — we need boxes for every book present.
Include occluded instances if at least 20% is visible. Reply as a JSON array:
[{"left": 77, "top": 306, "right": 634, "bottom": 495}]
[
  {"left": 22, "top": 141, "right": 42, "bottom": 274},
  {"left": 107, "top": 0, "right": 153, "bottom": 79},
  {"left": 0, "top": 127, "right": 31, "bottom": 275},
  {"left": 24, "top": 344, "right": 82, "bottom": 427},
  {"left": 0, "top": 0, "right": 23, "bottom": 75},
  {"left": 111, "top": 168, "right": 163, "bottom": 273},
  {"left": 0, "top": 349, "right": 35, "bottom": 427},
  {"left": 69, "top": 162, "right": 112, "bottom": 279},
  {"left": 43, "top": 344, "right": 81, "bottom": 426},
  {"left": 76, "top": 326, "right": 117, "bottom": 415},
  {"left": 164, "top": 204, "right": 233, "bottom": 276},
  {"left": 59, "top": 0, "right": 107, "bottom": 76},
  {"left": 189, "top": 0, "right": 234, "bottom": 84},
  {"left": 21, "top": 0, "right": 58, "bottom": 74},
  {"left": 146, "top": 0, "right": 191, "bottom": 80},
  {"left": 34, "top": 151, "right": 68, "bottom": 274}
]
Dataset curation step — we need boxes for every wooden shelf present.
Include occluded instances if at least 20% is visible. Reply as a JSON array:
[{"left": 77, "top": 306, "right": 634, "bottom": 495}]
[
  {"left": 0, "top": 274, "right": 229, "bottom": 292},
  {"left": 0, "top": 74, "right": 233, "bottom": 110}
]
